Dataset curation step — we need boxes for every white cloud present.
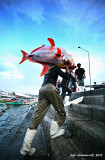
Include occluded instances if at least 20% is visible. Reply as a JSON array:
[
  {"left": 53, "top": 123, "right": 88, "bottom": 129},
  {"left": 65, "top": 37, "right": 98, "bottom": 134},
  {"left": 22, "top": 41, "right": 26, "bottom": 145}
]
[
  {"left": 13, "top": 70, "right": 24, "bottom": 79},
  {"left": 2, "top": 57, "right": 17, "bottom": 69},
  {"left": 0, "top": 69, "right": 24, "bottom": 79},
  {"left": 0, "top": 54, "right": 24, "bottom": 79},
  {"left": 0, "top": 71, "right": 11, "bottom": 79}
]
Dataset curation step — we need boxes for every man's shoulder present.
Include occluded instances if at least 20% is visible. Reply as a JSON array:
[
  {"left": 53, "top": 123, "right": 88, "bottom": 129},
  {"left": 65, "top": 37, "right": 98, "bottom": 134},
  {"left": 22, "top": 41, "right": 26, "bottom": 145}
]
[
  {"left": 81, "top": 68, "right": 85, "bottom": 71},
  {"left": 52, "top": 66, "right": 61, "bottom": 71},
  {"left": 75, "top": 68, "right": 79, "bottom": 72},
  {"left": 49, "top": 66, "right": 61, "bottom": 74}
]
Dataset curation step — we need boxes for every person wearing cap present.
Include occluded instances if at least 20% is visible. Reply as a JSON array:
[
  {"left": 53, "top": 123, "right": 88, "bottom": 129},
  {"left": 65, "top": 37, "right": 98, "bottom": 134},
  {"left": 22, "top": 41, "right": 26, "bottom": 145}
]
[{"left": 75, "top": 63, "right": 86, "bottom": 91}]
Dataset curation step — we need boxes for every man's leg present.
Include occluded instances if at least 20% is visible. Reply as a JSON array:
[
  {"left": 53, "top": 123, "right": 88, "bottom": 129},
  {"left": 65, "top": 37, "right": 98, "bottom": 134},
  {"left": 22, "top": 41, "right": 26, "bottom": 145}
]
[
  {"left": 67, "top": 87, "right": 72, "bottom": 96},
  {"left": 29, "top": 100, "right": 50, "bottom": 129},
  {"left": 81, "top": 78, "right": 85, "bottom": 91},
  {"left": 20, "top": 88, "right": 50, "bottom": 156},
  {"left": 69, "top": 80, "right": 72, "bottom": 92},
  {"left": 50, "top": 89, "right": 66, "bottom": 126},
  {"left": 73, "top": 81, "right": 77, "bottom": 92},
  {"left": 46, "top": 87, "right": 67, "bottom": 138},
  {"left": 49, "top": 88, "right": 72, "bottom": 138},
  {"left": 77, "top": 78, "right": 82, "bottom": 92},
  {"left": 20, "top": 129, "right": 37, "bottom": 156},
  {"left": 61, "top": 86, "right": 66, "bottom": 100}
]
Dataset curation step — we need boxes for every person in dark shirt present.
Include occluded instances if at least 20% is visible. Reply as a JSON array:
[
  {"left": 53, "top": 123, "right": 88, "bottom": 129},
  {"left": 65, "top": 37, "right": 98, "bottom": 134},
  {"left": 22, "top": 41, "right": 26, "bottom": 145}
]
[
  {"left": 60, "top": 78, "right": 71, "bottom": 100},
  {"left": 60, "top": 75, "right": 71, "bottom": 100},
  {"left": 60, "top": 67, "right": 78, "bottom": 100},
  {"left": 20, "top": 62, "right": 72, "bottom": 157},
  {"left": 75, "top": 63, "right": 86, "bottom": 91}
]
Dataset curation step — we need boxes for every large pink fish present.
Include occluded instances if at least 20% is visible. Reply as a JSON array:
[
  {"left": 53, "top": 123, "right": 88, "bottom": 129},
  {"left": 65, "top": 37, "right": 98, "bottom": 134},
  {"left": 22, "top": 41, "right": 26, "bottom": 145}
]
[{"left": 19, "top": 38, "right": 76, "bottom": 76}]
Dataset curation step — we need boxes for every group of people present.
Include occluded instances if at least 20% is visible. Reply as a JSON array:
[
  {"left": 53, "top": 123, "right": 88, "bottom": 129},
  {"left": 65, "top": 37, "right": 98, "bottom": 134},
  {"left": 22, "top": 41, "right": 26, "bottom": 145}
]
[
  {"left": 19, "top": 61, "right": 86, "bottom": 158},
  {"left": 56, "top": 63, "right": 86, "bottom": 101}
]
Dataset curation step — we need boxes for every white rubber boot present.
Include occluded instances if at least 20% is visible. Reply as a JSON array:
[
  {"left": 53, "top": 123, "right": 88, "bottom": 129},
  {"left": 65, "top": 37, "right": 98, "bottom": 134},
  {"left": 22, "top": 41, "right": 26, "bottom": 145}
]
[
  {"left": 50, "top": 120, "right": 65, "bottom": 139},
  {"left": 20, "top": 128, "right": 37, "bottom": 156},
  {"left": 51, "top": 128, "right": 65, "bottom": 139},
  {"left": 50, "top": 120, "right": 59, "bottom": 137}
]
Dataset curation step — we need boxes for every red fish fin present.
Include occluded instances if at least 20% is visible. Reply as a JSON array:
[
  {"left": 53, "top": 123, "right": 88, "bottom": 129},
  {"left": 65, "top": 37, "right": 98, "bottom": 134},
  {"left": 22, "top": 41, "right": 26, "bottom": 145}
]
[
  {"left": 19, "top": 50, "right": 28, "bottom": 64},
  {"left": 47, "top": 38, "right": 55, "bottom": 46},
  {"left": 55, "top": 48, "right": 61, "bottom": 58},
  {"left": 40, "top": 65, "right": 50, "bottom": 77},
  {"left": 41, "top": 45, "right": 45, "bottom": 47},
  {"left": 31, "top": 45, "right": 45, "bottom": 54}
]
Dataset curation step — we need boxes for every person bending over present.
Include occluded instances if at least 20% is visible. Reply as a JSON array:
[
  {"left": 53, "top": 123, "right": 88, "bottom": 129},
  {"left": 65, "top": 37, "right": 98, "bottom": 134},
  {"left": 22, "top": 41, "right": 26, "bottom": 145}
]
[{"left": 20, "top": 61, "right": 72, "bottom": 157}]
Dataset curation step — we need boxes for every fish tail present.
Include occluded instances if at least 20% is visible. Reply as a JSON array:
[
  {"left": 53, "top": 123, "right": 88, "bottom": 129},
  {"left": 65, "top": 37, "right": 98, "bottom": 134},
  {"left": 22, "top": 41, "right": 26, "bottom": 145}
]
[{"left": 19, "top": 50, "right": 28, "bottom": 64}]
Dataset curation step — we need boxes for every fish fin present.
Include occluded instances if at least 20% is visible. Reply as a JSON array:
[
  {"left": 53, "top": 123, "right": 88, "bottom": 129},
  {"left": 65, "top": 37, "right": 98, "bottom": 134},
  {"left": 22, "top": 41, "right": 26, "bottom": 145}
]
[
  {"left": 19, "top": 50, "right": 28, "bottom": 64},
  {"left": 55, "top": 48, "right": 61, "bottom": 58},
  {"left": 40, "top": 65, "right": 50, "bottom": 77},
  {"left": 31, "top": 45, "right": 45, "bottom": 54},
  {"left": 41, "top": 45, "right": 45, "bottom": 47},
  {"left": 47, "top": 38, "right": 55, "bottom": 46}
]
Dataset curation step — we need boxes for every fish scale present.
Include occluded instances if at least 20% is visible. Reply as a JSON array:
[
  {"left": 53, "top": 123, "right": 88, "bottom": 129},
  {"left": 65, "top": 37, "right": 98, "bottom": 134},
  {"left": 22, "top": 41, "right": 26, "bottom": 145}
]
[{"left": 19, "top": 38, "right": 76, "bottom": 76}]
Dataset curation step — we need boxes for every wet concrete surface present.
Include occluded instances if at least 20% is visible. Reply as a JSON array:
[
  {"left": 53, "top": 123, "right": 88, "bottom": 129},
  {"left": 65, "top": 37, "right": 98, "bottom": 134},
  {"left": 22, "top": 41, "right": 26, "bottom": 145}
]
[
  {"left": 0, "top": 104, "right": 30, "bottom": 154},
  {"left": 0, "top": 105, "right": 52, "bottom": 160},
  {"left": 0, "top": 105, "right": 29, "bottom": 141}
]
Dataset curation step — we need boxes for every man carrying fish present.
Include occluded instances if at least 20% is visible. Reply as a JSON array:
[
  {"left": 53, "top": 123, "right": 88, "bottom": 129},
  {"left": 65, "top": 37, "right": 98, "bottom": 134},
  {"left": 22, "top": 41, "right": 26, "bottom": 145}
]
[{"left": 19, "top": 38, "right": 75, "bottom": 157}]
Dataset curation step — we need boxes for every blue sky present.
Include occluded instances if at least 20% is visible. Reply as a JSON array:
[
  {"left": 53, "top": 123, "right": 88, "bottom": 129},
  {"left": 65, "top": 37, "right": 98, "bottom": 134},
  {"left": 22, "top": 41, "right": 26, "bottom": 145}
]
[{"left": 0, "top": 0, "right": 105, "bottom": 94}]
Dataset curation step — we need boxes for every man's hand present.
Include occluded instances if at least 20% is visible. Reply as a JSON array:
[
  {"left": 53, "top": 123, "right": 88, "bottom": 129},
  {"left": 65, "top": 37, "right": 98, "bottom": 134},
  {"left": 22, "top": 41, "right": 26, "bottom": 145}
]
[
  {"left": 77, "top": 81, "right": 80, "bottom": 85},
  {"left": 75, "top": 78, "right": 80, "bottom": 85},
  {"left": 62, "top": 59, "right": 71, "bottom": 73},
  {"left": 62, "top": 59, "right": 71, "bottom": 65},
  {"left": 84, "top": 75, "right": 86, "bottom": 79}
]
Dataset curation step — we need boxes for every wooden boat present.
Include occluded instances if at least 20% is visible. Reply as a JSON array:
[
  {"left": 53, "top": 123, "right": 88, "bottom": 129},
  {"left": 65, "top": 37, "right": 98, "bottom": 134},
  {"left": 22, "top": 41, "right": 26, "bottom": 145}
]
[{"left": 0, "top": 101, "right": 25, "bottom": 105}]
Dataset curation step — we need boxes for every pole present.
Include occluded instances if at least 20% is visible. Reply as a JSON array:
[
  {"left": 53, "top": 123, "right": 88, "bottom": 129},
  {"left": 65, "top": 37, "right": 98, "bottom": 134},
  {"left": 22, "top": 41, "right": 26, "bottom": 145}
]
[{"left": 78, "top": 46, "right": 91, "bottom": 90}]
